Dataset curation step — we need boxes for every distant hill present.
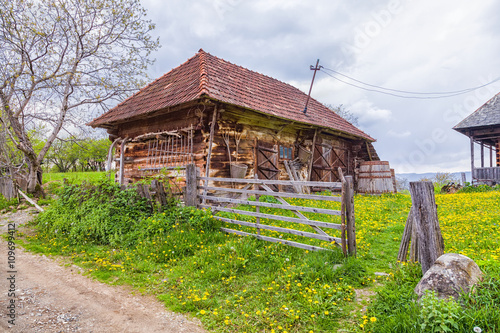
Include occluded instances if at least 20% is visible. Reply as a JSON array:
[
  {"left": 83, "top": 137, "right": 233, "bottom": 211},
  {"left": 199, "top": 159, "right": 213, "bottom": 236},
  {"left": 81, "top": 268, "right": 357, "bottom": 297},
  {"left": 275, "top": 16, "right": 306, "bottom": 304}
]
[{"left": 396, "top": 172, "right": 471, "bottom": 184}]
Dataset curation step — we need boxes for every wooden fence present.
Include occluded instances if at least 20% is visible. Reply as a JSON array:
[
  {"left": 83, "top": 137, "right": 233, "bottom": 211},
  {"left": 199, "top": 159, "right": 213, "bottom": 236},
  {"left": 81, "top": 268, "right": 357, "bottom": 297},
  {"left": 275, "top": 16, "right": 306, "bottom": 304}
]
[
  {"left": 184, "top": 164, "right": 356, "bottom": 256},
  {"left": 0, "top": 177, "right": 17, "bottom": 200}
]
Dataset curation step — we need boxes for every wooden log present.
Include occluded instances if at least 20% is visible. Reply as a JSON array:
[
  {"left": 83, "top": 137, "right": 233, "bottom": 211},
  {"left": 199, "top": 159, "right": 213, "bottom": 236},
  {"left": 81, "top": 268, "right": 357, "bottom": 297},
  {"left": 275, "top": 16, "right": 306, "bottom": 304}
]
[
  {"left": 409, "top": 214, "right": 419, "bottom": 262},
  {"left": 409, "top": 181, "right": 444, "bottom": 274},
  {"left": 345, "top": 176, "right": 356, "bottom": 256},
  {"left": 185, "top": 164, "right": 198, "bottom": 207},
  {"left": 202, "top": 106, "right": 218, "bottom": 205},
  {"left": 397, "top": 207, "right": 414, "bottom": 262},
  {"left": 339, "top": 168, "right": 347, "bottom": 257},
  {"left": 17, "top": 189, "right": 44, "bottom": 212}
]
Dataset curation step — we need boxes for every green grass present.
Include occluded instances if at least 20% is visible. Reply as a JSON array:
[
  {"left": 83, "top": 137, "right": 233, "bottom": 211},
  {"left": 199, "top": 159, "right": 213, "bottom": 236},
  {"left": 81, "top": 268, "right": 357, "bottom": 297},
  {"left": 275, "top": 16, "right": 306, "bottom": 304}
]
[
  {"left": 43, "top": 171, "right": 111, "bottom": 185},
  {"left": 14, "top": 180, "right": 500, "bottom": 332}
]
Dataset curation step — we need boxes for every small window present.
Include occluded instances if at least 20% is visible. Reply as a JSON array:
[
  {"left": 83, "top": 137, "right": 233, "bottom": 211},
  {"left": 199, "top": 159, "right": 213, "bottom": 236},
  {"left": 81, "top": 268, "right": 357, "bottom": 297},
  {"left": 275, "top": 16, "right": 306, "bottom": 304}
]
[{"left": 279, "top": 145, "right": 293, "bottom": 160}]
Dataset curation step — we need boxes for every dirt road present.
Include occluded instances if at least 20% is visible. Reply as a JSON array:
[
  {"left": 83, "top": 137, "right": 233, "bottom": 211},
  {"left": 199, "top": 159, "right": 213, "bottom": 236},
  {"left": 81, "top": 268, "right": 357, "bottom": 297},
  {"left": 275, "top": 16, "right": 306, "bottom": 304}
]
[{"left": 0, "top": 209, "right": 206, "bottom": 333}]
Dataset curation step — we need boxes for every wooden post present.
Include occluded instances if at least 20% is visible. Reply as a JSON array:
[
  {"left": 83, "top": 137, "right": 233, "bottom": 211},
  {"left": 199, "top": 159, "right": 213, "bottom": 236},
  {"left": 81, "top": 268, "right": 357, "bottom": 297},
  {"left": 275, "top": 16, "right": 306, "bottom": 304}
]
[
  {"left": 345, "top": 175, "right": 356, "bottom": 256},
  {"left": 470, "top": 136, "right": 475, "bottom": 183},
  {"left": 307, "top": 129, "right": 318, "bottom": 182},
  {"left": 340, "top": 172, "right": 347, "bottom": 257},
  {"left": 118, "top": 138, "right": 129, "bottom": 185},
  {"left": 461, "top": 172, "right": 466, "bottom": 186},
  {"left": 203, "top": 106, "right": 218, "bottom": 205},
  {"left": 185, "top": 164, "right": 198, "bottom": 207},
  {"left": 409, "top": 181, "right": 444, "bottom": 274},
  {"left": 254, "top": 174, "right": 261, "bottom": 235},
  {"left": 481, "top": 142, "right": 484, "bottom": 168}
]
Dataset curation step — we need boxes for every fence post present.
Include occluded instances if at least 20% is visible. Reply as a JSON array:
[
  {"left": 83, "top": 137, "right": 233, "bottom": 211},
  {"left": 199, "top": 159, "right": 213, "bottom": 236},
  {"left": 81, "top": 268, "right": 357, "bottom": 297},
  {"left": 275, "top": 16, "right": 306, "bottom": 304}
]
[
  {"left": 409, "top": 181, "right": 444, "bottom": 274},
  {"left": 185, "top": 164, "right": 199, "bottom": 207},
  {"left": 345, "top": 176, "right": 356, "bottom": 256}
]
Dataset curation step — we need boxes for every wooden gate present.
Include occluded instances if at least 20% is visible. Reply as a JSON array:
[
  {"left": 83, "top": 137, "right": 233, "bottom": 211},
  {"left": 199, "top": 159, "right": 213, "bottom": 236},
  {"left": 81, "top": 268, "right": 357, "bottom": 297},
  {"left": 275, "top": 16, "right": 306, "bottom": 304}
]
[
  {"left": 186, "top": 164, "right": 356, "bottom": 256},
  {"left": 311, "top": 144, "right": 349, "bottom": 182}
]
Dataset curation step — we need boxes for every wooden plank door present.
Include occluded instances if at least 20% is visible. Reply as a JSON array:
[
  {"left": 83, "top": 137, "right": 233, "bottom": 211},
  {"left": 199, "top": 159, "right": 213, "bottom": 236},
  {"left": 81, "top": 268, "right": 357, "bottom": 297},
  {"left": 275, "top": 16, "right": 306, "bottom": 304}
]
[
  {"left": 311, "top": 144, "right": 349, "bottom": 182},
  {"left": 256, "top": 142, "right": 279, "bottom": 190}
]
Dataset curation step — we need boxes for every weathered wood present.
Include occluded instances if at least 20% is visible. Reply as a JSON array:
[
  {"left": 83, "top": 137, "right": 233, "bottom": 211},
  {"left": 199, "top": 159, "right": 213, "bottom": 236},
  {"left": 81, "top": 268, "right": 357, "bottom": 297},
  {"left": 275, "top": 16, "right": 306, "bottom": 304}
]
[
  {"left": 18, "top": 189, "right": 44, "bottom": 212},
  {"left": 185, "top": 164, "right": 198, "bottom": 207},
  {"left": 345, "top": 176, "right": 356, "bottom": 256},
  {"left": 198, "top": 176, "right": 342, "bottom": 188},
  {"left": 118, "top": 138, "right": 129, "bottom": 185},
  {"left": 220, "top": 227, "right": 329, "bottom": 252},
  {"left": 471, "top": 136, "right": 475, "bottom": 182},
  {"left": 259, "top": 184, "right": 330, "bottom": 237},
  {"left": 199, "top": 204, "right": 342, "bottom": 230},
  {"left": 409, "top": 210, "right": 419, "bottom": 262},
  {"left": 397, "top": 207, "right": 414, "bottom": 262},
  {"left": 200, "top": 195, "right": 341, "bottom": 215},
  {"left": 338, "top": 168, "right": 347, "bottom": 256},
  {"left": 106, "top": 138, "right": 120, "bottom": 171},
  {"left": 203, "top": 106, "right": 218, "bottom": 205},
  {"left": 409, "top": 181, "right": 444, "bottom": 274},
  {"left": 215, "top": 216, "right": 341, "bottom": 243},
  {"left": 284, "top": 160, "right": 302, "bottom": 193},
  {"left": 307, "top": 129, "right": 318, "bottom": 181},
  {"left": 254, "top": 174, "right": 261, "bottom": 235},
  {"left": 199, "top": 185, "right": 342, "bottom": 202},
  {"left": 0, "top": 177, "right": 17, "bottom": 200}
]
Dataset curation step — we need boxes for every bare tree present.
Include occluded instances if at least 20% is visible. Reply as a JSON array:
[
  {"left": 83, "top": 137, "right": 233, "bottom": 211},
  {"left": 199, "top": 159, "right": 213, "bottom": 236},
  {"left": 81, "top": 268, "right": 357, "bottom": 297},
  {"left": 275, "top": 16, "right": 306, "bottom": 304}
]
[
  {"left": 0, "top": 0, "right": 159, "bottom": 194},
  {"left": 327, "top": 104, "right": 359, "bottom": 126}
]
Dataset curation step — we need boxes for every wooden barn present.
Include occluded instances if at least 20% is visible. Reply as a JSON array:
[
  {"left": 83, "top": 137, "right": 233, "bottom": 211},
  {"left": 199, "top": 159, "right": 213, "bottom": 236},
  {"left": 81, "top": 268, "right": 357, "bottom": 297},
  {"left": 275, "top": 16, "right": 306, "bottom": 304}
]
[
  {"left": 454, "top": 91, "right": 500, "bottom": 184},
  {"left": 88, "top": 49, "right": 385, "bottom": 191}
]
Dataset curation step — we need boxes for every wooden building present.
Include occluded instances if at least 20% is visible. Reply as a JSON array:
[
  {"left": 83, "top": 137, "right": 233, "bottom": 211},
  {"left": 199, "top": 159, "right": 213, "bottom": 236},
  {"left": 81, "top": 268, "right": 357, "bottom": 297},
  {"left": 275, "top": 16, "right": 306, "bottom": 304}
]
[
  {"left": 88, "top": 49, "right": 381, "bottom": 190},
  {"left": 454, "top": 92, "right": 500, "bottom": 184}
]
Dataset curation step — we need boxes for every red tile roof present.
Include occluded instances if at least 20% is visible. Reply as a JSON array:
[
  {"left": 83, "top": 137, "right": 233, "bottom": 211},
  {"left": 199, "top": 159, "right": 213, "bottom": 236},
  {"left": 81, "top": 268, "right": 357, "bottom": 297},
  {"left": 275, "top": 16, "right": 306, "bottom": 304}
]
[{"left": 89, "top": 49, "right": 374, "bottom": 141}]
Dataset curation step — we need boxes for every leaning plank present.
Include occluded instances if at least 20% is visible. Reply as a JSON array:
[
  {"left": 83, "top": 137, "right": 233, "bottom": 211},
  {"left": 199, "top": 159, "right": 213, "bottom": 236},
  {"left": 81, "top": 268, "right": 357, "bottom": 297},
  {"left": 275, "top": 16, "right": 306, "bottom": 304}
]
[
  {"left": 200, "top": 195, "right": 341, "bottom": 216},
  {"left": 215, "top": 216, "right": 341, "bottom": 243},
  {"left": 18, "top": 189, "right": 44, "bottom": 212},
  {"left": 198, "top": 177, "right": 342, "bottom": 188},
  {"left": 199, "top": 186, "right": 342, "bottom": 202},
  {"left": 220, "top": 227, "right": 330, "bottom": 252},
  {"left": 397, "top": 207, "right": 414, "bottom": 262},
  {"left": 200, "top": 205, "right": 342, "bottom": 230}
]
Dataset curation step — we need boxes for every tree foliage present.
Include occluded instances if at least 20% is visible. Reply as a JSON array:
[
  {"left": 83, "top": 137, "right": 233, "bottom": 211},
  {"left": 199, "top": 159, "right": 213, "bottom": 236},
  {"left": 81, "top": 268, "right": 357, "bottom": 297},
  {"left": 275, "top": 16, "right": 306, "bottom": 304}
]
[
  {"left": 0, "top": 0, "right": 159, "bottom": 192},
  {"left": 327, "top": 104, "right": 360, "bottom": 126}
]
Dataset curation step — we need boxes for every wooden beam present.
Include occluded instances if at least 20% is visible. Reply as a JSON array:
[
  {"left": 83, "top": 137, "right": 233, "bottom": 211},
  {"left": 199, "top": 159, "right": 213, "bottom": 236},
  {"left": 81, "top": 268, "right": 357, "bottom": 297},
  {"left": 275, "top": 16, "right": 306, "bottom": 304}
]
[
  {"left": 202, "top": 106, "right": 218, "bottom": 205},
  {"left": 481, "top": 142, "right": 485, "bottom": 168},
  {"left": 470, "top": 136, "right": 475, "bottom": 183},
  {"left": 307, "top": 129, "right": 318, "bottom": 181}
]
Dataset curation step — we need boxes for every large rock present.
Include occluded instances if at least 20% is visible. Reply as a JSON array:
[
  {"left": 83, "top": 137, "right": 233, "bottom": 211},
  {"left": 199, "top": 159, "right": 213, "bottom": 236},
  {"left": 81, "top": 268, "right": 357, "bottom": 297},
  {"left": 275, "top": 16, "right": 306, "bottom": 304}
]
[{"left": 414, "top": 253, "right": 483, "bottom": 300}]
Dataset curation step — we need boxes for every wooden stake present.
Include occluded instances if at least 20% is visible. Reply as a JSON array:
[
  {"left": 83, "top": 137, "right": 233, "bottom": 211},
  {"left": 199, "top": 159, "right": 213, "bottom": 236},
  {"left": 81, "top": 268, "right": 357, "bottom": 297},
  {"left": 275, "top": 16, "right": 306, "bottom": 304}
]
[{"left": 203, "top": 106, "right": 218, "bottom": 205}]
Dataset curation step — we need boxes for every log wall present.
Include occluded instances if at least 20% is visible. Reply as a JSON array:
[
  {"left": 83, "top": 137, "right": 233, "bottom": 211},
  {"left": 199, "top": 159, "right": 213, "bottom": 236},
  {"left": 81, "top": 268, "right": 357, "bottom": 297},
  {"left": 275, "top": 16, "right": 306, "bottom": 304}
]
[{"left": 113, "top": 102, "right": 373, "bottom": 187}]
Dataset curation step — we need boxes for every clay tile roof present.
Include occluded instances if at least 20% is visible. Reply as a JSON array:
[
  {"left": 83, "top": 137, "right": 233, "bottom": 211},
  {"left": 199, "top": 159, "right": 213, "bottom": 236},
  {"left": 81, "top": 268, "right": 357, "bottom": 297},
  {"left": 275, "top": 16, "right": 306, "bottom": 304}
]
[
  {"left": 89, "top": 49, "right": 374, "bottom": 141},
  {"left": 454, "top": 91, "right": 500, "bottom": 132}
]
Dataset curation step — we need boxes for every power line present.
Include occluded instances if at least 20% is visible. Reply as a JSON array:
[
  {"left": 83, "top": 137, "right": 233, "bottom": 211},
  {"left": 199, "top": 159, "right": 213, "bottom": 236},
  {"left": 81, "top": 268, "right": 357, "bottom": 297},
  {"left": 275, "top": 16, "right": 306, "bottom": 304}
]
[{"left": 320, "top": 67, "right": 500, "bottom": 99}]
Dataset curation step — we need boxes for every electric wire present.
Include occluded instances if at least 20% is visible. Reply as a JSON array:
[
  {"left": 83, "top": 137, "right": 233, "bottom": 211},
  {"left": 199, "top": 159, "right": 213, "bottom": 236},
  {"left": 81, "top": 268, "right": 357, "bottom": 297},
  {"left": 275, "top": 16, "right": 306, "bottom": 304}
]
[{"left": 320, "top": 67, "right": 500, "bottom": 99}]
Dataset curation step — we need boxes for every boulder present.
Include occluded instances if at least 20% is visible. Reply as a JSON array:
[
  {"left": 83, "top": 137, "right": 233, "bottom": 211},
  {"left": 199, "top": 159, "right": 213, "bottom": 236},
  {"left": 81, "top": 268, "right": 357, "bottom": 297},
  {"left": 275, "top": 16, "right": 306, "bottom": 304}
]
[{"left": 414, "top": 253, "right": 483, "bottom": 300}]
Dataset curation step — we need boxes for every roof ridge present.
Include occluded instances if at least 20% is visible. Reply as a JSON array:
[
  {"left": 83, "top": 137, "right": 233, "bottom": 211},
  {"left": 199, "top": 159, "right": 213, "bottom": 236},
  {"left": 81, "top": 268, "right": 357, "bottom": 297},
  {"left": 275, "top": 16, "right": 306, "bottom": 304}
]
[{"left": 198, "top": 49, "right": 209, "bottom": 96}]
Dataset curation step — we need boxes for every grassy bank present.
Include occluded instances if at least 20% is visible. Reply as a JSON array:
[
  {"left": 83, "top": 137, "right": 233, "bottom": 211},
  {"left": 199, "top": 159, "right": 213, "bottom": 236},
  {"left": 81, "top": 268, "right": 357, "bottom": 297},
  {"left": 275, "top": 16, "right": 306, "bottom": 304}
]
[{"left": 16, "top": 180, "right": 500, "bottom": 332}]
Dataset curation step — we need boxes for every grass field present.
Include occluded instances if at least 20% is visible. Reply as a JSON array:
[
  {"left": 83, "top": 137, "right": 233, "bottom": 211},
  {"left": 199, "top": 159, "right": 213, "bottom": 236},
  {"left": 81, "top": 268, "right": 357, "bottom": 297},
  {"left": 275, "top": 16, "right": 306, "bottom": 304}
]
[
  {"left": 15, "top": 180, "right": 500, "bottom": 332},
  {"left": 43, "top": 171, "right": 110, "bottom": 184}
]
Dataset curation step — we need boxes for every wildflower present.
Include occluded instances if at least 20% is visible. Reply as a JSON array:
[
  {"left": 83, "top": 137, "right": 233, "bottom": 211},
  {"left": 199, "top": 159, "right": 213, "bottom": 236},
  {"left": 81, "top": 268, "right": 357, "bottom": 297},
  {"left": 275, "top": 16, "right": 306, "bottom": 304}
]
[
  {"left": 370, "top": 317, "right": 377, "bottom": 322},
  {"left": 474, "top": 327, "right": 482, "bottom": 333},
  {"left": 200, "top": 310, "right": 206, "bottom": 315}
]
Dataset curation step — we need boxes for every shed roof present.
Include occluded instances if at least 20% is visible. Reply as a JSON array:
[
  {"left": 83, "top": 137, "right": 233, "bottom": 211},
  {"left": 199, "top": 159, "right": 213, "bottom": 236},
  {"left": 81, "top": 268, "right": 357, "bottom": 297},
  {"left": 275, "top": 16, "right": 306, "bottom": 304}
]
[
  {"left": 454, "top": 92, "right": 500, "bottom": 132},
  {"left": 89, "top": 49, "right": 374, "bottom": 141}
]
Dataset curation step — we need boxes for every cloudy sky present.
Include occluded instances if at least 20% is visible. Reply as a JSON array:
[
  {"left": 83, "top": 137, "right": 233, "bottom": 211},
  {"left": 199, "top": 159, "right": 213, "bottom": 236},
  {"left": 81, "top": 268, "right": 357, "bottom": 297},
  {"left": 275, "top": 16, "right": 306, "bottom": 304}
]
[{"left": 139, "top": 0, "right": 500, "bottom": 174}]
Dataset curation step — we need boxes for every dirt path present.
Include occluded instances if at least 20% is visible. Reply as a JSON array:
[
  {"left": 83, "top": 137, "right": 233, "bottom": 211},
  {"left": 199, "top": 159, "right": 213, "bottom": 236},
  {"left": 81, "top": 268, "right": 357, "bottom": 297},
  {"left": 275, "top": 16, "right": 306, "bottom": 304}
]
[{"left": 0, "top": 209, "right": 206, "bottom": 333}]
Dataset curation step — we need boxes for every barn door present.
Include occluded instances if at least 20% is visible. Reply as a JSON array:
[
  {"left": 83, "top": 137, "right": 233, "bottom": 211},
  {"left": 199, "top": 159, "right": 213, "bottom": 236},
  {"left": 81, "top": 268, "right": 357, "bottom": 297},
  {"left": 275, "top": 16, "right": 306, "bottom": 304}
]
[
  {"left": 311, "top": 144, "right": 349, "bottom": 182},
  {"left": 256, "top": 142, "right": 279, "bottom": 190}
]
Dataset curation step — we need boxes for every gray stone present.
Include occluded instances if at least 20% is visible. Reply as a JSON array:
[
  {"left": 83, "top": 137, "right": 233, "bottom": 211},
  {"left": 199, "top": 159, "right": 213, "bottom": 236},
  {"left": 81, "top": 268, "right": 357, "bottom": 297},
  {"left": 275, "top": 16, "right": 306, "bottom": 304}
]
[{"left": 414, "top": 253, "right": 483, "bottom": 300}]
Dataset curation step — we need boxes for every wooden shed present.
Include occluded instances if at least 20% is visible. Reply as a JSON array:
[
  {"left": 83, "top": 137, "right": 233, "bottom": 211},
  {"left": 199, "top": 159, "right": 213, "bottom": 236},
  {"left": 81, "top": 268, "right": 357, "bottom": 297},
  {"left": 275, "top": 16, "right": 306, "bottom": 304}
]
[
  {"left": 88, "top": 49, "right": 381, "bottom": 191},
  {"left": 454, "top": 92, "right": 500, "bottom": 185}
]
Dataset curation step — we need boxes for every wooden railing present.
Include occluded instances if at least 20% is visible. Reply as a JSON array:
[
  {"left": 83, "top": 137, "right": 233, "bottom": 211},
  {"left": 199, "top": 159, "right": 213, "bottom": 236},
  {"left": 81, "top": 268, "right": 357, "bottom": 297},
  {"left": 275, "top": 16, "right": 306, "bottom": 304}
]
[
  {"left": 473, "top": 167, "right": 500, "bottom": 183},
  {"left": 184, "top": 164, "right": 356, "bottom": 256}
]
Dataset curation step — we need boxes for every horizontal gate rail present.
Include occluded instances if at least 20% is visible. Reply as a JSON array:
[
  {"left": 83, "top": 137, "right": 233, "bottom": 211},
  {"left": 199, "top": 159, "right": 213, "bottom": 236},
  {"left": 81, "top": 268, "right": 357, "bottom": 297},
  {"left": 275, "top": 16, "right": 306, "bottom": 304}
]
[{"left": 186, "top": 165, "right": 356, "bottom": 256}]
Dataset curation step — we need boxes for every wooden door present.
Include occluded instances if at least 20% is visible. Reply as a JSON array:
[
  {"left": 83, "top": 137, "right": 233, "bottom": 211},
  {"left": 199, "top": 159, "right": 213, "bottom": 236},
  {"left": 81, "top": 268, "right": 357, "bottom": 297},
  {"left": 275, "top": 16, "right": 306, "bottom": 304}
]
[
  {"left": 311, "top": 144, "right": 349, "bottom": 182},
  {"left": 256, "top": 142, "right": 279, "bottom": 190}
]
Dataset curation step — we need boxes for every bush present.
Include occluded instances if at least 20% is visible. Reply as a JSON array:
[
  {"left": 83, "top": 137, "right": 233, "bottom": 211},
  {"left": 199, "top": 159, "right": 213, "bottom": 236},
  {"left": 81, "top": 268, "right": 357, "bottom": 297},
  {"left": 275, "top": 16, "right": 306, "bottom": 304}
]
[
  {"left": 0, "top": 194, "right": 19, "bottom": 211},
  {"left": 458, "top": 183, "right": 500, "bottom": 193}
]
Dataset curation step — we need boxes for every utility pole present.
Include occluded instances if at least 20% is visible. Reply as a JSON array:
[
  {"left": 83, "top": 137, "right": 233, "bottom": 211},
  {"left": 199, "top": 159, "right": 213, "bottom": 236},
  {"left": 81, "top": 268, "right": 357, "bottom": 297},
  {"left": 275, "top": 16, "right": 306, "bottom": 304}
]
[{"left": 303, "top": 59, "right": 322, "bottom": 114}]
